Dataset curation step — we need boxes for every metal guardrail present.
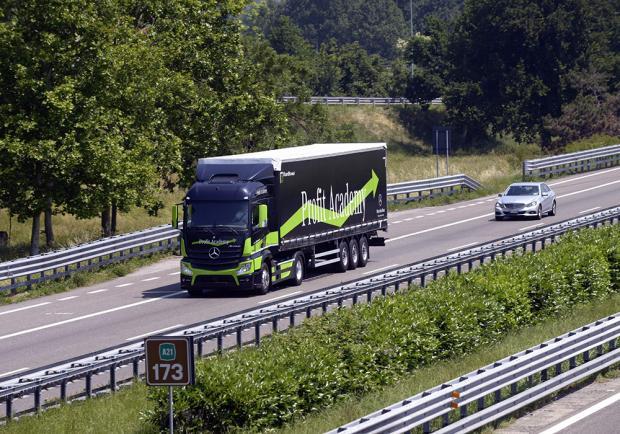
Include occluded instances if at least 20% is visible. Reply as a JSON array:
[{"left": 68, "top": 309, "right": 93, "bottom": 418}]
[
  {"left": 387, "top": 174, "right": 481, "bottom": 203},
  {"left": 0, "top": 176, "right": 480, "bottom": 292},
  {"left": 330, "top": 314, "right": 620, "bottom": 434},
  {"left": 1, "top": 206, "right": 618, "bottom": 421},
  {"left": 280, "top": 96, "right": 442, "bottom": 106},
  {"left": 0, "top": 225, "right": 179, "bottom": 294},
  {"left": 522, "top": 144, "right": 620, "bottom": 180}
]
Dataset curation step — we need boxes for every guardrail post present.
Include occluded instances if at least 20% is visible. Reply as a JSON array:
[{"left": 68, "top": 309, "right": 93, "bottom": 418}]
[
  {"left": 61, "top": 381, "right": 67, "bottom": 401},
  {"left": 522, "top": 161, "right": 526, "bottom": 181},
  {"left": 272, "top": 317, "right": 279, "bottom": 332},
  {"left": 423, "top": 421, "right": 430, "bottom": 433},
  {"left": 133, "top": 359, "right": 139, "bottom": 378},
  {"left": 255, "top": 323, "right": 261, "bottom": 346},
  {"left": 420, "top": 274, "right": 426, "bottom": 287},
  {"left": 237, "top": 328, "right": 243, "bottom": 348},
  {"left": 110, "top": 364, "right": 116, "bottom": 392},
  {"left": 217, "top": 333, "right": 223, "bottom": 353},
  {"left": 6, "top": 395, "right": 12, "bottom": 420},
  {"left": 197, "top": 340, "right": 203, "bottom": 357},
  {"left": 86, "top": 374, "right": 92, "bottom": 398},
  {"left": 34, "top": 386, "right": 41, "bottom": 412},
  {"left": 289, "top": 311, "right": 295, "bottom": 327}
]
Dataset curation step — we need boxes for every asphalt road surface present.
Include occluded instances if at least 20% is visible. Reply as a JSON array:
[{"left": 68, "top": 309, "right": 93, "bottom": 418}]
[{"left": 1, "top": 167, "right": 619, "bottom": 378}]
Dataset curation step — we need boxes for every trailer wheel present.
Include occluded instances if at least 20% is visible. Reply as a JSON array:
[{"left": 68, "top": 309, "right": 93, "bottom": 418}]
[
  {"left": 257, "top": 262, "right": 271, "bottom": 295},
  {"left": 292, "top": 253, "right": 304, "bottom": 286},
  {"left": 336, "top": 240, "right": 349, "bottom": 272},
  {"left": 348, "top": 238, "right": 359, "bottom": 270},
  {"left": 358, "top": 236, "right": 369, "bottom": 267}
]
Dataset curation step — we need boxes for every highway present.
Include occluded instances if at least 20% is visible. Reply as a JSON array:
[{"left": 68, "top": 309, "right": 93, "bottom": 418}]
[{"left": 0, "top": 167, "right": 619, "bottom": 378}]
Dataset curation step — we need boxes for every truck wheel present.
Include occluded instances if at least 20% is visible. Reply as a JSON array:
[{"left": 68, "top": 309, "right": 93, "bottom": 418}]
[
  {"left": 336, "top": 240, "right": 349, "bottom": 272},
  {"left": 187, "top": 288, "right": 202, "bottom": 297},
  {"left": 348, "top": 238, "right": 359, "bottom": 270},
  {"left": 292, "top": 253, "right": 304, "bottom": 286},
  {"left": 257, "top": 263, "right": 271, "bottom": 295},
  {"left": 358, "top": 236, "right": 369, "bottom": 267}
]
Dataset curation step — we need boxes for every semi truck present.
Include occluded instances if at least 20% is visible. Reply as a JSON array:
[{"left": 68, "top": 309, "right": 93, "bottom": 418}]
[{"left": 172, "top": 143, "right": 388, "bottom": 296}]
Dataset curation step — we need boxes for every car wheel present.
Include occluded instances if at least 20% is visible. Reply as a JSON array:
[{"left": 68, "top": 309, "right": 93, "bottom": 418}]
[
  {"left": 336, "top": 240, "right": 349, "bottom": 272},
  {"left": 536, "top": 205, "right": 543, "bottom": 220},
  {"left": 358, "top": 236, "right": 369, "bottom": 267},
  {"left": 292, "top": 253, "right": 304, "bottom": 286},
  {"left": 549, "top": 201, "right": 556, "bottom": 216},
  {"left": 348, "top": 238, "right": 359, "bottom": 270},
  {"left": 257, "top": 263, "right": 271, "bottom": 295}
]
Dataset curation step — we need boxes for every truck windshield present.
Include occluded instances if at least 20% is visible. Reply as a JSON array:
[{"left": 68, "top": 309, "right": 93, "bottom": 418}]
[{"left": 187, "top": 201, "right": 249, "bottom": 228}]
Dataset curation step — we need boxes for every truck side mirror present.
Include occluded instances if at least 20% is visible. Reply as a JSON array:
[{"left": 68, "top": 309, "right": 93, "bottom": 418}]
[
  {"left": 172, "top": 205, "right": 179, "bottom": 229},
  {"left": 259, "top": 204, "right": 268, "bottom": 228}
]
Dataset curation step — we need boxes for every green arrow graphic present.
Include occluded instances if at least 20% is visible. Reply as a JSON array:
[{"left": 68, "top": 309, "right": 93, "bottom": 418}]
[{"left": 280, "top": 170, "right": 379, "bottom": 238}]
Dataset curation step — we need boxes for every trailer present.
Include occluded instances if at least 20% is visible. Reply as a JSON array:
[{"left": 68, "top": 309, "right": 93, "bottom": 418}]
[{"left": 173, "top": 143, "right": 388, "bottom": 296}]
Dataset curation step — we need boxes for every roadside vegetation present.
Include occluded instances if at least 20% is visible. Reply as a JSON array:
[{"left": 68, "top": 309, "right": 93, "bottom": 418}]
[{"left": 1, "top": 224, "right": 618, "bottom": 433}]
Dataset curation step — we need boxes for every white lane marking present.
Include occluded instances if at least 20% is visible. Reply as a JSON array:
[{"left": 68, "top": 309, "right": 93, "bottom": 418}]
[
  {"left": 386, "top": 213, "right": 493, "bottom": 244},
  {"left": 539, "top": 392, "right": 620, "bottom": 434},
  {"left": 0, "top": 367, "right": 29, "bottom": 377},
  {"left": 457, "top": 205, "right": 467, "bottom": 209},
  {"left": 475, "top": 202, "right": 485, "bottom": 205},
  {"left": 557, "top": 179, "right": 620, "bottom": 198},
  {"left": 46, "top": 312, "right": 73, "bottom": 316},
  {"left": 415, "top": 215, "right": 425, "bottom": 219},
  {"left": 168, "top": 271, "right": 181, "bottom": 276},
  {"left": 0, "top": 291, "right": 186, "bottom": 341},
  {"left": 426, "top": 213, "right": 436, "bottom": 216},
  {"left": 57, "top": 296, "right": 78, "bottom": 301},
  {"left": 404, "top": 218, "right": 414, "bottom": 221},
  {"left": 87, "top": 289, "right": 108, "bottom": 294},
  {"left": 386, "top": 179, "right": 619, "bottom": 245},
  {"left": 486, "top": 199, "right": 496, "bottom": 202},
  {"left": 0, "top": 302, "right": 51, "bottom": 317},
  {"left": 257, "top": 291, "right": 302, "bottom": 305},
  {"left": 579, "top": 206, "right": 601, "bottom": 214},
  {"left": 447, "top": 208, "right": 456, "bottom": 211},
  {"left": 141, "top": 277, "right": 161, "bottom": 282},
  {"left": 362, "top": 264, "right": 400, "bottom": 275},
  {"left": 436, "top": 210, "right": 446, "bottom": 214},
  {"left": 125, "top": 324, "right": 184, "bottom": 341},
  {"left": 146, "top": 291, "right": 177, "bottom": 295},
  {"left": 392, "top": 220, "right": 403, "bottom": 224},
  {"left": 548, "top": 166, "right": 620, "bottom": 186},
  {"left": 519, "top": 223, "right": 544, "bottom": 231},
  {"left": 447, "top": 242, "right": 478, "bottom": 252},
  {"left": 115, "top": 283, "right": 133, "bottom": 288}
]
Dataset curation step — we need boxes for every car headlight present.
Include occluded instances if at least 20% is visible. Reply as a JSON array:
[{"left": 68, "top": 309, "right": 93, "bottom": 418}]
[
  {"left": 237, "top": 262, "right": 252, "bottom": 275},
  {"left": 526, "top": 201, "right": 538, "bottom": 207},
  {"left": 495, "top": 202, "right": 505, "bottom": 209},
  {"left": 181, "top": 262, "right": 193, "bottom": 276}
]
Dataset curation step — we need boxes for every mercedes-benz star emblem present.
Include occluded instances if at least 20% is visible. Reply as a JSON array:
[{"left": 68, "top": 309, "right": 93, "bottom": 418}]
[{"left": 208, "top": 247, "right": 221, "bottom": 259}]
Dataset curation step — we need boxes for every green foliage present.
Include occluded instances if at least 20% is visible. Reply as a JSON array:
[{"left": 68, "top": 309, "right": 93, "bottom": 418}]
[{"left": 147, "top": 225, "right": 620, "bottom": 432}]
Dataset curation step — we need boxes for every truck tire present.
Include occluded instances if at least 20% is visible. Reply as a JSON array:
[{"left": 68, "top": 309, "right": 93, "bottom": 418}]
[
  {"left": 336, "top": 240, "right": 349, "bottom": 272},
  {"left": 348, "top": 238, "right": 359, "bottom": 270},
  {"left": 292, "top": 253, "right": 304, "bottom": 286},
  {"left": 358, "top": 236, "right": 369, "bottom": 267},
  {"left": 187, "top": 287, "right": 202, "bottom": 297},
  {"left": 257, "top": 262, "right": 271, "bottom": 295}
]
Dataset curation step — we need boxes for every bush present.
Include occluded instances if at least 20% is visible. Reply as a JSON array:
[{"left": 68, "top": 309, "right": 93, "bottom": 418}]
[{"left": 147, "top": 225, "right": 620, "bottom": 432}]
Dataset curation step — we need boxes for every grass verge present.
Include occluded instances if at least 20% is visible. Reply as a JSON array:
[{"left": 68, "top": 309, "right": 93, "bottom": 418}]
[
  {"left": 1, "top": 295, "right": 618, "bottom": 434},
  {"left": 0, "top": 252, "right": 173, "bottom": 305}
]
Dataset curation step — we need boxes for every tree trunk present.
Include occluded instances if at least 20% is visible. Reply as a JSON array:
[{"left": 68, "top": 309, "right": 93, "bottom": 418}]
[
  {"left": 111, "top": 202, "right": 117, "bottom": 236},
  {"left": 101, "top": 206, "right": 112, "bottom": 237},
  {"left": 30, "top": 211, "right": 41, "bottom": 256},
  {"left": 44, "top": 199, "right": 55, "bottom": 247}
]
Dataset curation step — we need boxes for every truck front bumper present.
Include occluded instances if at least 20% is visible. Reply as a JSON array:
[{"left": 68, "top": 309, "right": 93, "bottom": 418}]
[{"left": 180, "top": 261, "right": 260, "bottom": 291}]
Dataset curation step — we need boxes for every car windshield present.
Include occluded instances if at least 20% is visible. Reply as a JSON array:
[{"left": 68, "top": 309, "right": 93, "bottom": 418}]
[
  {"left": 506, "top": 185, "right": 539, "bottom": 196},
  {"left": 187, "top": 201, "right": 248, "bottom": 228}
]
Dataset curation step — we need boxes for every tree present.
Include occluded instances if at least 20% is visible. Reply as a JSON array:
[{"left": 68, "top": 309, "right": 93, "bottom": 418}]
[
  {"left": 281, "top": 0, "right": 408, "bottom": 59},
  {"left": 443, "top": 0, "right": 597, "bottom": 146}
]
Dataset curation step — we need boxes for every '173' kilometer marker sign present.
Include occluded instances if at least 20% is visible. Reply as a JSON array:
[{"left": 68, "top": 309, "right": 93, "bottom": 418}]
[{"left": 145, "top": 335, "right": 195, "bottom": 434}]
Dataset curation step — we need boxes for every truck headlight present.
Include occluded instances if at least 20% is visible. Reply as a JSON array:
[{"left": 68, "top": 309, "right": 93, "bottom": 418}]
[
  {"left": 181, "top": 262, "right": 193, "bottom": 276},
  {"left": 237, "top": 262, "right": 252, "bottom": 275}
]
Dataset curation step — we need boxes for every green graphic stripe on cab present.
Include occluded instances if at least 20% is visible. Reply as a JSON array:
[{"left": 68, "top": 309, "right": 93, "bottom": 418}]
[{"left": 280, "top": 170, "right": 379, "bottom": 238}]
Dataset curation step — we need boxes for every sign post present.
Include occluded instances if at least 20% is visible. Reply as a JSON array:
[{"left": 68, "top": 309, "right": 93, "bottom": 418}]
[
  {"left": 433, "top": 126, "right": 451, "bottom": 176},
  {"left": 145, "top": 336, "right": 195, "bottom": 434}
]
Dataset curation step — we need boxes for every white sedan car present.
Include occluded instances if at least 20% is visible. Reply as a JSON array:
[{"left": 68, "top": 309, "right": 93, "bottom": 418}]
[{"left": 495, "top": 182, "right": 557, "bottom": 220}]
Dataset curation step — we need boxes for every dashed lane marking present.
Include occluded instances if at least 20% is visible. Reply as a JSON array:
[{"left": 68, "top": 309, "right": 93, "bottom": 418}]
[
  {"left": 115, "top": 283, "right": 133, "bottom": 288},
  {"left": 126, "top": 324, "right": 184, "bottom": 341},
  {"left": 0, "top": 302, "right": 51, "bottom": 317},
  {"left": 141, "top": 277, "right": 161, "bottom": 282},
  {"left": 257, "top": 291, "right": 302, "bottom": 305},
  {"left": 87, "top": 289, "right": 108, "bottom": 294}
]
